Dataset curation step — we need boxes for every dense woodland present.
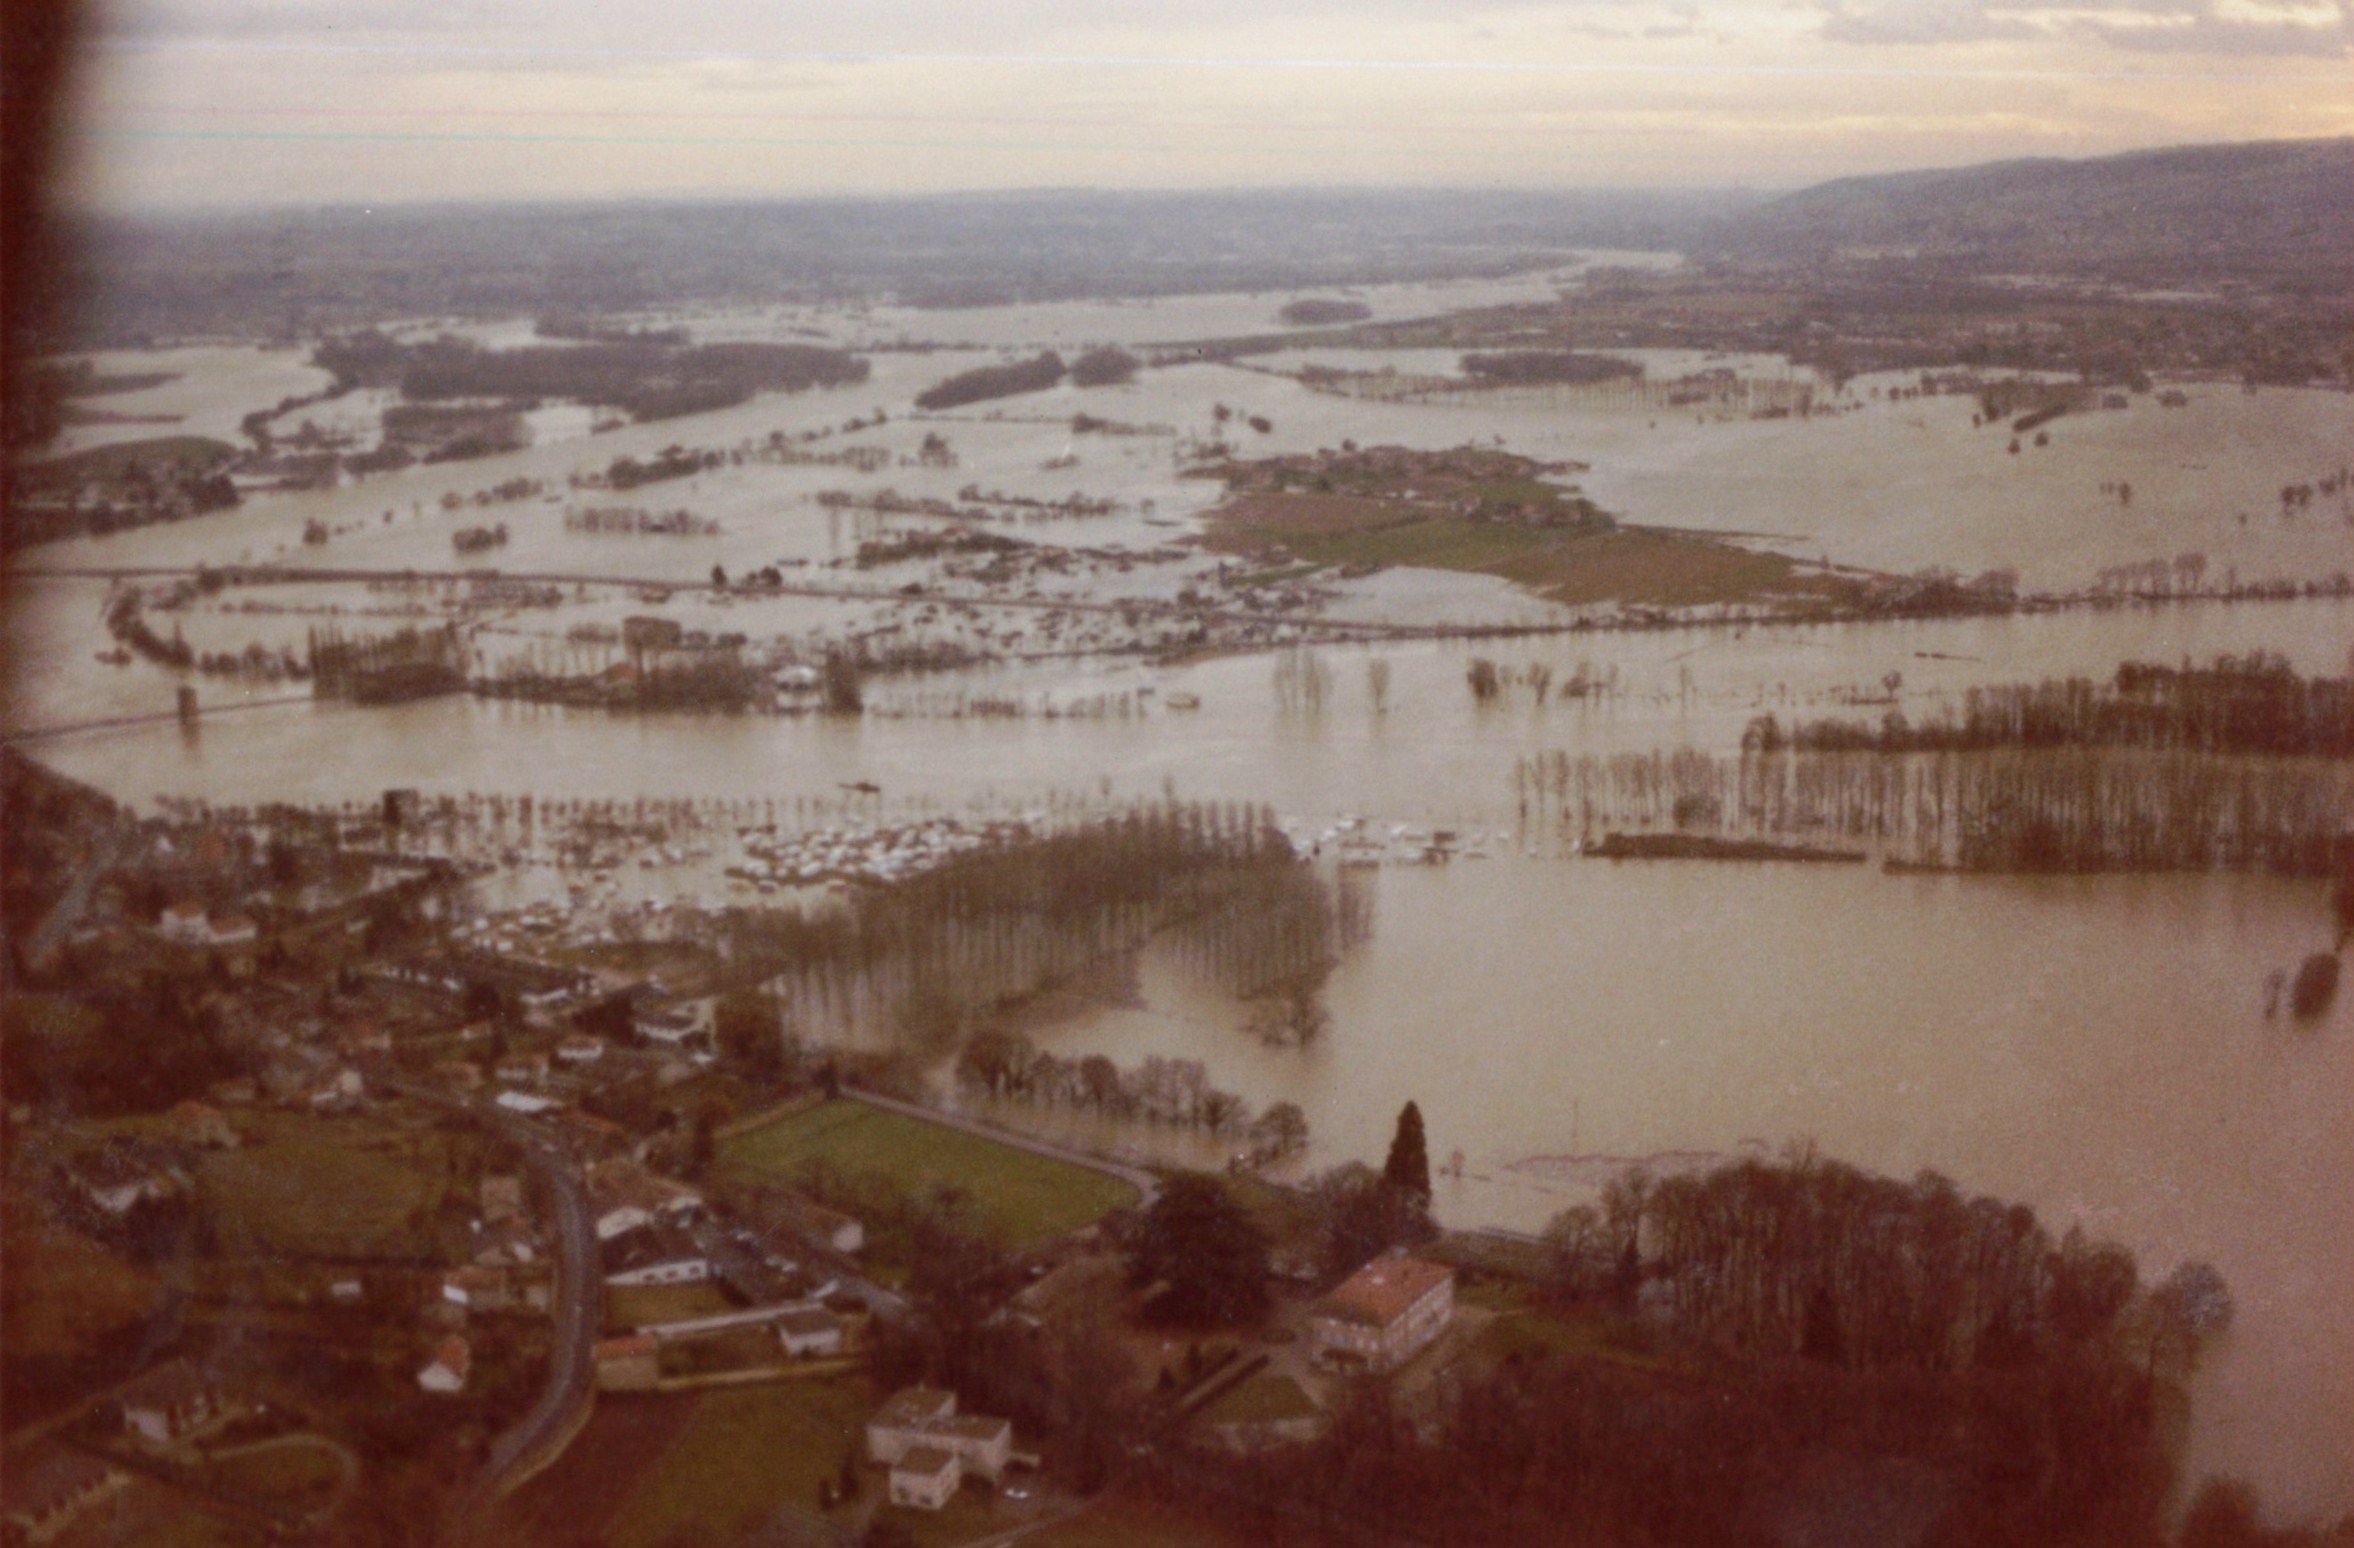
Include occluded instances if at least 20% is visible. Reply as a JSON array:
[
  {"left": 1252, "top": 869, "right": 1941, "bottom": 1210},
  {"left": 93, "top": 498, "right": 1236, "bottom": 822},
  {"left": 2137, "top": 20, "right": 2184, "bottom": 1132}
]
[
  {"left": 1153, "top": 1154, "right": 2234, "bottom": 1548},
  {"left": 1459, "top": 350, "right": 1644, "bottom": 385},
  {"left": 914, "top": 351, "right": 1068, "bottom": 412},
  {"left": 310, "top": 331, "right": 869, "bottom": 421}
]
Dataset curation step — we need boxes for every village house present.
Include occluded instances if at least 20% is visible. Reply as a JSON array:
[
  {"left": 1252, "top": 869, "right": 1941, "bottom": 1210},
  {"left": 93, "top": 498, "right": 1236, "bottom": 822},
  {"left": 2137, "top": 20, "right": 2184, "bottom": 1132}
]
[
  {"left": 493, "top": 1049, "right": 551, "bottom": 1085},
  {"left": 775, "top": 1306, "right": 847, "bottom": 1359},
  {"left": 601, "top": 1223, "right": 712, "bottom": 1287},
  {"left": 1309, "top": 1254, "right": 1456, "bottom": 1374},
  {"left": 207, "top": 914, "right": 258, "bottom": 947},
  {"left": 69, "top": 1144, "right": 176, "bottom": 1217},
  {"left": 418, "top": 1336, "right": 471, "bottom": 1394},
  {"left": 890, "top": 1446, "right": 963, "bottom": 1512},
  {"left": 588, "top": 1160, "right": 703, "bottom": 1240},
  {"left": 155, "top": 900, "right": 212, "bottom": 944},
  {"left": 593, "top": 1334, "right": 661, "bottom": 1391},
  {"left": 3, "top": 1448, "right": 129, "bottom": 1544},
  {"left": 731, "top": 1182, "right": 866, "bottom": 1258},
  {"left": 442, "top": 1265, "right": 513, "bottom": 1312},
  {"left": 300, "top": 1066, "right": 366, "bottom": 1113},
  {"left": 554, "top": 1032, "right": 607, "bottom": 1066},
  {"left": 867, "top": 1387, "right": 1014, "bottom": 1509},
  {"left": 494, "top": 1090, "right": 561, "bottom": 1116},
  {"left": 162, "top": 1100, "right": 239, "bottom": 1150},
  {"left": 118, "top": 1359, "right": 220, "bottom": 1444},
  {"left": 633, "top": 1001, "right": 714, "bottom": 1052},
  {"left": 781, "top": 1193, "right": 864, "bottom": 1256}
]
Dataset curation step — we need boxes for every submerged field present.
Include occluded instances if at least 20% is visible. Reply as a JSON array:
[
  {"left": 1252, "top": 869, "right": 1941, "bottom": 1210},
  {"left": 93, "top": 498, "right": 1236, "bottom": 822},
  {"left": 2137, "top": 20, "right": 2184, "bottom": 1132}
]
[{"left": 718, "top": 1098, "right": 1139, "bottom": 1250}]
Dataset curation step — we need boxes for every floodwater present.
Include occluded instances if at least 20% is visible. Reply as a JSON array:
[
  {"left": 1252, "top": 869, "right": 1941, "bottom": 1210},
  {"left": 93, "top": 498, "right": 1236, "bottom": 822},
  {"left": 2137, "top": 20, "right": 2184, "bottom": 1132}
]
[{"left": 11, "top": 266, "right": 2354, "bottom": 1521}]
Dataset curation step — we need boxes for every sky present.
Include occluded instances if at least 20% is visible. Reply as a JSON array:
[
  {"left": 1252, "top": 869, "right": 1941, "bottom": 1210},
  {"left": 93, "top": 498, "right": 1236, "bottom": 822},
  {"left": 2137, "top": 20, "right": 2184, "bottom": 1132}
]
[{"left": 55, "top": 0, "right": 2354, "bottom": 209}]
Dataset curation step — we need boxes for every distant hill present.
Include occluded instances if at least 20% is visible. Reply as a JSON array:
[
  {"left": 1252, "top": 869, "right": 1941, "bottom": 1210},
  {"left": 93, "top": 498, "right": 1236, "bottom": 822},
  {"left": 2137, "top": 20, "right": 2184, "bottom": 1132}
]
[
  {"left": 1719, "top": 138, "right": 2354, "bottom": 288},
  {"left": 44, "top": 188, "right": 1748, "bottom": 350}
]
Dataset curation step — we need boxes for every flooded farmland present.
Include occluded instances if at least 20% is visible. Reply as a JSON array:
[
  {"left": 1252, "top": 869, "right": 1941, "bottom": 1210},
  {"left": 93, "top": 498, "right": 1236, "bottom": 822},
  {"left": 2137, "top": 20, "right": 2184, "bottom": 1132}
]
[{"left": 10, "top": 263, "right": 2352, "bottom": 1521}]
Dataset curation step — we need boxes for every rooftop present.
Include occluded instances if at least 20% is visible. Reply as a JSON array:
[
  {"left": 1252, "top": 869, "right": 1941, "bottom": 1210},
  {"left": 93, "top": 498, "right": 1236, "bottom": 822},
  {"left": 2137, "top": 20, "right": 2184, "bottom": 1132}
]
[
  {"left": 1316, "top": 1256, "right": 1453, "bottom": 1329},
  {"left": 873, "top": 1386, "right": 957, "bottom": 1429},
  {"left": 894, "top": 1445, "right": 960, "bottom": 1479}
]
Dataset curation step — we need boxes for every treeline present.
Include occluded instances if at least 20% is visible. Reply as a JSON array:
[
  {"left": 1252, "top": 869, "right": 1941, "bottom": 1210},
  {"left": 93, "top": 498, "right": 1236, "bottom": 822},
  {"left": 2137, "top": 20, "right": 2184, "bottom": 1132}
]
[
  {"left": 308, "top": 623, "right": 467, "bottom": 703},
  {"left": 1459, "top": 350, "right": 1643, "bottom": 385},
  {"left": 310, "top": 331, "right": 868, "bottom": 421},
  {"left": 1165, "top": 857, "right": 1373, "bottom": 1043},
  {"left": 1164, "top": 1152, "right": 2231, "bottom": 1548},
  {"left": 531, "top": 315, "right": 689, "bottom": 345},
  {"left": 958, "top": 1034, "right": 1310, "bottom": 1153},
  {"left": 713, "top": 802, "right": 1367, "bottom": 1051},
  {"left": 914, "top": 351, "right": 1066, "bottom": 411},
  {"left": 1516, "top": 744, "right": 2353, "bottom": 875},
  {"left": 476, "top": 647, "right": 762, "bottom": 713},
  {"left": 1068, "top": 347, "right": 1141, "bottom": 387},
  {"left": 1762, "top": 654, "right": 2354, "bottom": 759},
  {"left": 1545, "top": 1155, "right": 2227, "bottom": 1378},
  {"left": 1278, "top": 298, "right": 1372, "bottom": 326}
]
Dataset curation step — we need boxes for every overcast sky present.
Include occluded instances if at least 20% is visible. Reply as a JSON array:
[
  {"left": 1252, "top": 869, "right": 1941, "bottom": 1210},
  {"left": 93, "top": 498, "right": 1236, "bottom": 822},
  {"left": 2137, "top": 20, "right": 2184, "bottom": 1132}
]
[{"left": 56, "top": 0, "right": 2354, "bottom": 209}]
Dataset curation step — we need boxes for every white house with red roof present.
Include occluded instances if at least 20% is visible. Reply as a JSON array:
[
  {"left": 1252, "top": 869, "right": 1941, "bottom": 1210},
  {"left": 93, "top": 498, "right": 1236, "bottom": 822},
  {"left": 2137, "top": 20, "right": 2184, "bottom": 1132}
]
[{"left": 1309, "top": 1253, "right": 1455, "bottom": 1373}]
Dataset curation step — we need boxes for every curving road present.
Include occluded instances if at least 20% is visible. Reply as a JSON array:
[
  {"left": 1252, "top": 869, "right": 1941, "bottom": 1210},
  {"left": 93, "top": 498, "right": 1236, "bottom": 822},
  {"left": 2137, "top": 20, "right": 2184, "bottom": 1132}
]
[
  {"left": 387, "top": 1078, "right": 600, "bottom": 1509},
  {"left": 477, "top": 1107, "right": 600, "bottom": 1495}
]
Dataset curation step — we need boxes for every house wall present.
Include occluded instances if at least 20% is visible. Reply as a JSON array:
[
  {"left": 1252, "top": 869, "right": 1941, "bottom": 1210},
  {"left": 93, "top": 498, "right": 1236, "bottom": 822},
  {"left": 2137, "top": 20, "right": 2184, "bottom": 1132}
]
[
  {"left": 890, "top": 1465, "right": 958, "bottom": 1511},
  {"left": 605, "top": 1258, "right": 710, "bottom": 1287}
]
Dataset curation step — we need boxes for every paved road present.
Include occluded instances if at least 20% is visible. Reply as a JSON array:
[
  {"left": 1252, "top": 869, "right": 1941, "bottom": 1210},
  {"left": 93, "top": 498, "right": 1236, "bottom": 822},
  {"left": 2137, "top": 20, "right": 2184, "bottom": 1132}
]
[
  {"left": 387, "top": 1078, "right": 600, "bottom": 1507},
  {"left": 20, "top": 827, "right": 127, "bottom": 971},
  {"left": 843, "top": 1088, "right": 1161, "bottom": 1213}
]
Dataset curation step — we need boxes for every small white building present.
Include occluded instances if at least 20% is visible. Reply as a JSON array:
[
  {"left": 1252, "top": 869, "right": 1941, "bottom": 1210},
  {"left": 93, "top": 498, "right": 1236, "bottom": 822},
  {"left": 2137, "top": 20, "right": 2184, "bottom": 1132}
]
[
  {"left": 867, "top": 1387, "right": 1012, "bottom": 1488},
  {"left": 418, "top": 1336, "right": 471, "bottom": 1394},
  {"left": 119, "top": 1360, "right": 218, "bottom": 1444},
  {"left": 889, "top": 1446, "right": 962, "bottom": 1512},
  {"left": 156, "top": 901, "right": 211, "bottom": 944},
  {"left": 775, "top": 1307, "right": 847, "bottom": 1359},
  {"left": 601, "top": 1225, "right": 711, "bottom": 1287}
]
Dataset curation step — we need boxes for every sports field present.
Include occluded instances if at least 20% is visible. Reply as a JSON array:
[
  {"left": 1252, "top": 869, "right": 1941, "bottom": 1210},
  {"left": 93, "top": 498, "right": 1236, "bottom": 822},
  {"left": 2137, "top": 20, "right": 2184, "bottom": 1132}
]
[{"left": 717, "top": 1099, "right": 1138, "bottom": 1250}]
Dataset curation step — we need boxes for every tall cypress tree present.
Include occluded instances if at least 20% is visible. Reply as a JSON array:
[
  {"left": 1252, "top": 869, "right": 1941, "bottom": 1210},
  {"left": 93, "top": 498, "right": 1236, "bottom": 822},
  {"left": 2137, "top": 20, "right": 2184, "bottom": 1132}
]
[{"left": 1383, "top": 1100, "right": 1431, "bottom": 1201}]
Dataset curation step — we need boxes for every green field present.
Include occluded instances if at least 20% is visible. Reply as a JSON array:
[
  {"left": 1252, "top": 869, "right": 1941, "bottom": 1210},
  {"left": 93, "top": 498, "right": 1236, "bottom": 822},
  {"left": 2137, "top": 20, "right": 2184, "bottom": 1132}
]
[
  {"left": 195, "top": 1112, "right": 456, "bottom": 1259},
  {"left": 1024, "top": 1492, "right": 1254, "bottom": 1548},
  {"left": 1197, "top": 1373, "right": 1319, "bottom": 1427},
  {"left": 606, "top": 1280, "right": 737, "bottom": 1331},
  {"left": 604, "top": 1380, "right": 867, "bottom": 1548},
  {"left": 717, "top": 1099, "right": 1138, "bottom": 1251},
  {"left": 204, "top": 1436, "right": 352, "bottom": 1508}
]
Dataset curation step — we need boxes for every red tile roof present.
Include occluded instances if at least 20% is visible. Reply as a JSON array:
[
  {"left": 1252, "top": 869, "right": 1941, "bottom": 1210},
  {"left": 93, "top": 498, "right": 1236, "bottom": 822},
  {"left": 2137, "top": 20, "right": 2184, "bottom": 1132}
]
[{"left": 1316, "top": 1256, "right": 1452, "bottom": 1329}]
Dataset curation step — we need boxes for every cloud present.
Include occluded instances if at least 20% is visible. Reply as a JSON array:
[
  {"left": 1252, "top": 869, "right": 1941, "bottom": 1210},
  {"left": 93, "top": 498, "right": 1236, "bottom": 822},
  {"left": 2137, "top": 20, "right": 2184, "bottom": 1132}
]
[{"left": 1815, "top": 0, "right": 2352, "bottom": 53}]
